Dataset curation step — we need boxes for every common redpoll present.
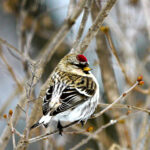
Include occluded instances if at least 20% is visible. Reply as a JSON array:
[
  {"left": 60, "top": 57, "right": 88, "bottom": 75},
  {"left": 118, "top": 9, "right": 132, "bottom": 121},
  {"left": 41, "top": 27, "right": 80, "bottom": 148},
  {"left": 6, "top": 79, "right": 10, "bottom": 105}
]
[{"left": 31, "top": 53, "right": 99, "bottom": 134}]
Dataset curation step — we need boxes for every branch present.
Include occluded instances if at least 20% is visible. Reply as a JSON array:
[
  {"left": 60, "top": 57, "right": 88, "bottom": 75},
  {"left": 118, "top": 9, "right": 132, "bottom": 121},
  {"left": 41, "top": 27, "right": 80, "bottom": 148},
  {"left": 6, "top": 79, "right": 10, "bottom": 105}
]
[
  {"left": 70, "top": 113, "right": 137, "bottom": 150},
  {"left": 38, "top": 0, "right": 87, "bottom": 67},
  {"left": 141, "top": 0, "right": 150, "bottom": 41},
  {"left": 73, "top": 0, "right": 91, "bottom": 49},
  {"left": 67, "top": 0, "right": 76, "bottom": 19},
  {"left": 98, "top": 103, "right": 150, "bottom": 114},
  {"left": 16, "top": 2, "right": 118, "bottom": 147},
  {"left": 101, "top": 26, "right": 150, "bottom": 94},
  {"left": 0, "top": 94, "right": 26, "bottom": 150},
  {"left": 91, "top": 6, "right": 119, "bottom": 103},
  {"left": 91, "top": 1, "right": 122, "bottom": 145},
  {"left": 27, "top": 121, "right": 78, "bottom": 144},
  {"left": 15, "top": 1, "right": 86, "bottom": 149},
  {"left": 24, "top": 63, "right": 38, "bottom": 140},
  {"left": 0, "top": 86, "right": 22, "bottom": 116},
  {"left": 92, "top": 81, "right": 138, "bottom": 118},
  {"left": 71, "top": 0, "right": 117, "bottom": 54},
  {"left": 1, "top": 1, "right": 86, "bottom": 149},
  {"left": 0, "top": 37, "right": 21, "bottom": 57},
  {"left": 0, "top": 37, "right": 33, "bottom": 63},
  {"left": 23, "top": 77, "right": 143, "bottom": 144},
  {"left": 8, "top": 110, "right": 16, "bottom": 149},
  {"left": 0, "top": 46, "right": 23, "bottom": 91}
]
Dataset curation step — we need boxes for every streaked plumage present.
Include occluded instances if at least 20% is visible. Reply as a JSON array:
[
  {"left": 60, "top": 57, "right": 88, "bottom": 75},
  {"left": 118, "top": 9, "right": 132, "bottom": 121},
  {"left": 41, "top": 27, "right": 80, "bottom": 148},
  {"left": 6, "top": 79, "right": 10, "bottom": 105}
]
[{"left": 31, "top": 53, "right": 99, "bottom": 130}]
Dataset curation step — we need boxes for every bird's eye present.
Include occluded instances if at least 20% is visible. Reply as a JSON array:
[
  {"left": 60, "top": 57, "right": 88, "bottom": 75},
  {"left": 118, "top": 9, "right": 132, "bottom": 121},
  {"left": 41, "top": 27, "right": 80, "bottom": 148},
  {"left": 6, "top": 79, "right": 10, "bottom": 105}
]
[
  {"left": 70, "top": 63, "right": 80, "bottom": 68},
  {"left": 74, "top": 63, "right": 87, "bottom": 69},
  {"left": 74, "top": 64, "right": 81, "bottom": 68},
  {"left": 70, "top": 61, "right": 89, "bottom": 70}
]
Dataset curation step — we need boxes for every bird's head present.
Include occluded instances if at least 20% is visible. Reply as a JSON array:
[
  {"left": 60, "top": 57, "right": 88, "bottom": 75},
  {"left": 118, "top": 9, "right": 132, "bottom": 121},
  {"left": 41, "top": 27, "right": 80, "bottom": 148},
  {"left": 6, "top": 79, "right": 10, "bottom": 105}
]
[{"left": 58, "top": 53, "right": 91, "bottom": 75}]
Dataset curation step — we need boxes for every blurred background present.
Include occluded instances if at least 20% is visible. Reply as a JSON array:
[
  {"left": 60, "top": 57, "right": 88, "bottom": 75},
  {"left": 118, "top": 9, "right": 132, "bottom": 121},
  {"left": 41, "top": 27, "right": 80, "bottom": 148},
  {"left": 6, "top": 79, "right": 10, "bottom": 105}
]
[{"left": 0, "top": 0, "right": 150, "bottom": 150}]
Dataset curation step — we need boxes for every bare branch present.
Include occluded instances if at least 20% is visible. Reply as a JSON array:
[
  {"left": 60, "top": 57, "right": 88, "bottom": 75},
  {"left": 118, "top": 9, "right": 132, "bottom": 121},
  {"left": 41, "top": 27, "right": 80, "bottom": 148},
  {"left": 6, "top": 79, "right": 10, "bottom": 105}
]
[
  {"left": 71, "top": 0, "right": 117, "bottom": 54},
  {"left": 141, "top": 0, "right": 150, "bottom": 40},
  {"left": 67, "top": 0, "right": 76, "bottom": 18},
  {"left": 0, "top": 94, "right": 26, "bottom": 150},
  {"left": 98, "top": 103, "right": 150, "bottom": 114},
  {"left": 0, "top": 87, "right": 21, "bottom": 116},
  {"left": 22, "top": 79, "right": 140, "bottom": 145},
  {"left": 0, "top": 37, "right": 33, "bottom": 63},
  {"left": 26, "top": 121, "right": 78, "bottom": 144},
  {"left": 92, "top": 81, "right": 138, "bottom": 118},
  {"left": 102, "top": 26, "right": 150, "bottom": 94},
  {"left": 0, "top": 37, "right": 21, "bottom": 56},
  {"left": 0, "top": 46, "right": 23, "bottom": 91},
  {"left": 39, "top": 0, "right": 87, "bottom": 67},
  {"left": 70, "top": 113, "right": 137, "bottom": 150},
  {"left": 73, "top": 0, "right": 91, "bottom": 49},
  {"left": 8, "top": 111, "right": 16, "bottom": 149}
]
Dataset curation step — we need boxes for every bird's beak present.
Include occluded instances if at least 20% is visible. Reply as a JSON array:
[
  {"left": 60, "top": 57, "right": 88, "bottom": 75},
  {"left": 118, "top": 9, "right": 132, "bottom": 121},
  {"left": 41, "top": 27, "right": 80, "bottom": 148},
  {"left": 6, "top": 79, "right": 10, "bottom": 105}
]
[{"left": 83, "top": 66, "right": 91, "bottom": 71}]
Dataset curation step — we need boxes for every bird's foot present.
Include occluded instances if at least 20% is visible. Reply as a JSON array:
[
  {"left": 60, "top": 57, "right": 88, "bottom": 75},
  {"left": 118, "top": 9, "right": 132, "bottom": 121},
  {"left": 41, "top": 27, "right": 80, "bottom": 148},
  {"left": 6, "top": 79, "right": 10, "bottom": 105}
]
[
  {"left": 80, "top": 121, "right": 85, "bottom": 127},
  {"left": 43, "top": 123, "right": 49, "bottom": 128},
  {"left": 57, "top": 120, "right": 63, "bottom": 135}
]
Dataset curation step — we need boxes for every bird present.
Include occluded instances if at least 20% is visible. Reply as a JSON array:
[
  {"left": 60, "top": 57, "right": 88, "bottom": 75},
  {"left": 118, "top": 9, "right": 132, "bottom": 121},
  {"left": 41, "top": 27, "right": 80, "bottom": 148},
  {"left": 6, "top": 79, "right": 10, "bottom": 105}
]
[{"left": 30, "top": 53, "right": 99, "bottom": 135}]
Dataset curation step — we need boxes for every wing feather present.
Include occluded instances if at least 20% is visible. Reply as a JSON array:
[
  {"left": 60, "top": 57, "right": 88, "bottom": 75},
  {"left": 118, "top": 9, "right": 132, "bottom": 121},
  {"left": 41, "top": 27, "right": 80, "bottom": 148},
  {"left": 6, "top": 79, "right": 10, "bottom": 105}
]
[
  {"left": 50, "top": 77, "right": 96, "bottom": 116},
  {"left": 42, "top": 72, "right": 97, "bottom": 117},
  {"left": 42, "top": 85, "right": 53, "bottom": 115}
]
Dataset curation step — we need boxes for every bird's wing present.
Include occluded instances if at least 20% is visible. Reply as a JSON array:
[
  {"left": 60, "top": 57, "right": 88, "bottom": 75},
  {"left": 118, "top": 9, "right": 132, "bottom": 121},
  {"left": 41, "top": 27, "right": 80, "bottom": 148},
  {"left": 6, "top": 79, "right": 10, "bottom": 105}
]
[
  {"left": 42, "top": 85, "right": 54, "bottom": 115},
  {"left": 50, "top": 76, "right": 97, "bottom": 116}
]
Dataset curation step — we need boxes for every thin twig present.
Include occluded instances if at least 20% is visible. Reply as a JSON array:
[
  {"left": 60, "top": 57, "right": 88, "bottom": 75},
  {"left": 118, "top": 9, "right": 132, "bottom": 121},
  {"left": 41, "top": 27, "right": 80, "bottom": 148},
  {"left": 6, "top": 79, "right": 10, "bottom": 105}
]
[
  {"left": 0, "top": 88, "right": 21, "bottom": 116},
  {"left": 71, "top": 0, "right": 117, "bottom": 54},
  {"left": 103, "top": 27, "right": 150, "bottom": 94},
  {"left": 28, "top": 121, "right": 78, "bottom": 144},
  {"left": 92, "top": 3, "right": 125, "bottom": 146},
  {"left": 0, "top": 37, "right": 33, "bottom": 63},
  {"left": 19, "top": 2, "right": 118, "bottom": 147},
  {"left": 39, "top": 0, "right": 87, "bottom": 67},
  {"left": 92, "top": 1, "right": 125, "bottom": 146},
  {"left": 14, "top": 128, "right": 24, "bottom": 138},
  {"left": 92, "top": 4, "right": 119, "bottom": 103},
  {"left": 8, "top": 114, "right": 16, "bottom": 149},
  {"left": 70, "top": 113, "right": 137, "bottom": 150},
  {"left": 14, "top": 1, "right": 86, "bottom": 149},
  {"left": 67, "top": 0, "right": 76, "bottom": 19},
  {"left": 27, "top": 80, "right": 139, "bottom": 144},
  {"left": 24, "top": 21, "right": 36, "bottom": 59},
  {"left": 17, "top": 104, "right": 26, "bottom": 114},
  {"left": 25, "top": 63, "right": 37, "bottom": 140},
  {"left": 0, "top": 47, "right": 23, "bottom": 91},
  {"left": 98, "top": 103, "right": 150, "bottom": 114},
  {"left": 0, "top": 94, "right": 26, "bottom": 150},
  {"left": 0, "top": 37, "right": 22, "bottom": 56},
  {"left": 141, "top": 0, "right": 150, "bottom": 40},
  {"left": 71, "top": 126, "right": 98, "bottom": 140},
  {"left": 92, "top": 81, "right": 138, "bottom": 118},
  {"left": 73, "top": 0, "right": 91, "bottom": 49},
  {"left": 7, "top": 47, "right": 22, "bottom": 61}
]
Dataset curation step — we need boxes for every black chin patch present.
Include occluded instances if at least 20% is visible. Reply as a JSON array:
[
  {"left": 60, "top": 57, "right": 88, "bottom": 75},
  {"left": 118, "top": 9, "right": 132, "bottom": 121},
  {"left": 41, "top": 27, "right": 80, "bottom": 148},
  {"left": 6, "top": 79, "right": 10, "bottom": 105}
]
[{"left": 83, "top": 70, "right": 90, "bottom": 74}]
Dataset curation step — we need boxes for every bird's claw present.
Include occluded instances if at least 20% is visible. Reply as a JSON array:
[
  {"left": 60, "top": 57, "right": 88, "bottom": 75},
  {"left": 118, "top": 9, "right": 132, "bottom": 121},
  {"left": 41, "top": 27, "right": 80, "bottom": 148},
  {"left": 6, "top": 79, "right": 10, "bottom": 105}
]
[
  {"left": 57, "top": 120, "right": 63, "bottom": 135},
  {"left": 80, "top": 120, "right": 85, "bottom": 127}
]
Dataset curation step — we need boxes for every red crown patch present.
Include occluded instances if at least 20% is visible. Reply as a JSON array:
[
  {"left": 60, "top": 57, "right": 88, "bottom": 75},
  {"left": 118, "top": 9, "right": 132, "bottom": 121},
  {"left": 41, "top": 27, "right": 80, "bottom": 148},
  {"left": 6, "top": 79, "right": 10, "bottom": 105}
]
[{"left": 76, "top": 54, "right": 87, "bottom": 62}]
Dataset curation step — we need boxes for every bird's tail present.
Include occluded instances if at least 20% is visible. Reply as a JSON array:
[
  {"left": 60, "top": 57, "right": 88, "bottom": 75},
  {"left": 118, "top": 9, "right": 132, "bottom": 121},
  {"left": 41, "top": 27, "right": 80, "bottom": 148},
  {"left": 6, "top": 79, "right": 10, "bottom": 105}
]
[
  {"left": 30, "top": 122, "right": 42, "bottom": 130},
  {"left": 30, "top": 115, "right": 52, "bottom": 130}
]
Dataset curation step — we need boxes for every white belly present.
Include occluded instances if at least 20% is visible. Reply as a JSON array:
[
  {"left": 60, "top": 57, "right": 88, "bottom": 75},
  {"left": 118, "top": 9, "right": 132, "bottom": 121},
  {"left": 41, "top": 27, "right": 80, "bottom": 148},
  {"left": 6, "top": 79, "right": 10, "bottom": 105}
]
[{"left": 53, "top": 88, "right": 99, "bottom": 122}]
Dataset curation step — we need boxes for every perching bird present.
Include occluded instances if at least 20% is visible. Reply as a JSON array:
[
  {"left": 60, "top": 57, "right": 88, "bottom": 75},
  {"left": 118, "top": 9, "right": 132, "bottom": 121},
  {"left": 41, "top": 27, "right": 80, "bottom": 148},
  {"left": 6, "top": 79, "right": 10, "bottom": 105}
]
[{"left": 30, "top": 53, "right": 99, "bottom": 134}]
